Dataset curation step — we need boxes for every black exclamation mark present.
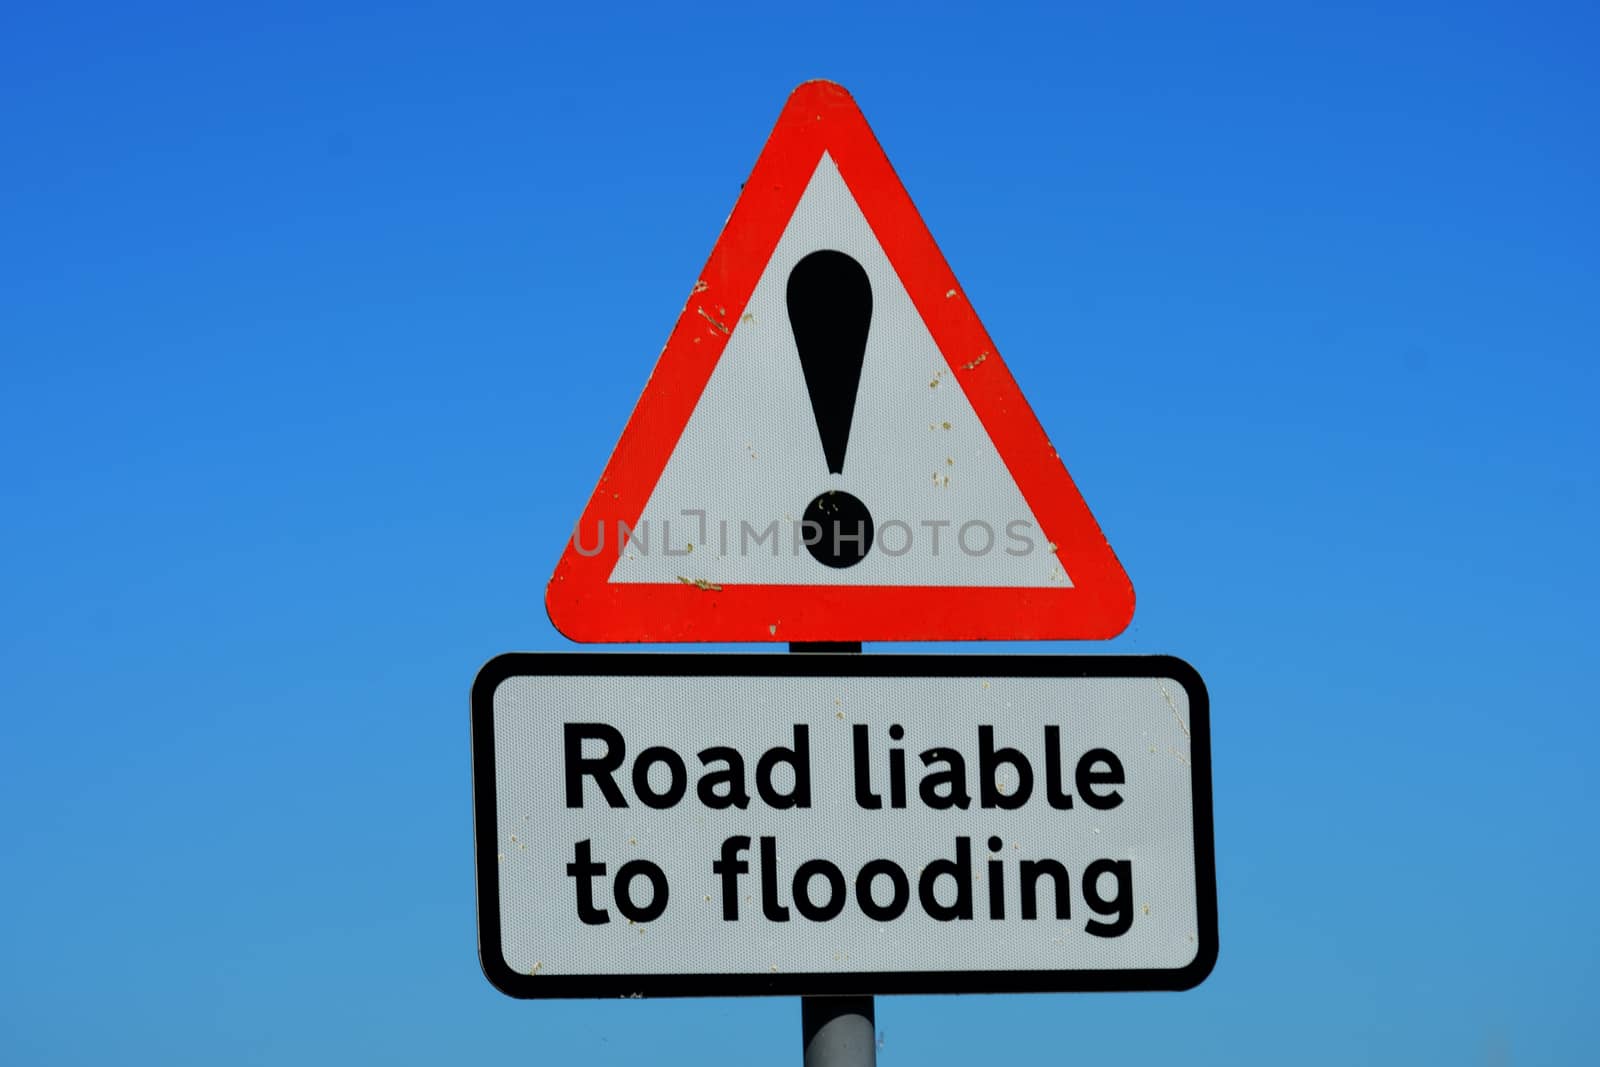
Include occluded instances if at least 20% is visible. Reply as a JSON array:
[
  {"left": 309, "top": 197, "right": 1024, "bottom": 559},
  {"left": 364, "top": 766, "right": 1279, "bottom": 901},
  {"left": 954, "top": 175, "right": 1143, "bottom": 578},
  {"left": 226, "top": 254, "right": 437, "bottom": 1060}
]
[{"left": 787, "top": 249, "right": 874, "bottom": 568}]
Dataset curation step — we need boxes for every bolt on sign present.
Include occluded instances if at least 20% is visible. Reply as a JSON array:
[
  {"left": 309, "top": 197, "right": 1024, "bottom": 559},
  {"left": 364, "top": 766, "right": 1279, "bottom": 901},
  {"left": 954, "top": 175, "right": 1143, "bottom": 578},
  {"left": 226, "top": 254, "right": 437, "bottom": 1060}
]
[
  {"left": 545, "top": 80, "right": 1134, "bottom": 644},
  {"left": 473, "top": 655, "right": 1216, "bottom": 997}
]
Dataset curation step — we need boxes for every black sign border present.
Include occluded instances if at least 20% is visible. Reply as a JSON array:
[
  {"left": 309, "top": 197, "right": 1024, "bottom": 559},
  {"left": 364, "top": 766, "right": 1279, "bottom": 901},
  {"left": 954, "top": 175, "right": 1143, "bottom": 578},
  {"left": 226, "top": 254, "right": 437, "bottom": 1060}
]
[{"left": 472, "top": 653, "right": 1216, "bottom": 999}]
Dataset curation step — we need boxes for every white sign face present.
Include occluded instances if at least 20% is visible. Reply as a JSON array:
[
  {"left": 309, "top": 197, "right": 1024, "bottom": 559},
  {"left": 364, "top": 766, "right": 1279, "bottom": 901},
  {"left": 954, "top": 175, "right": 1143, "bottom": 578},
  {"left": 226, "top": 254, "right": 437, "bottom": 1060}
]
[
  {"left": 472, "top": 654, "right": 1215, "bottom": 998},
  {"left": 608, "top": 153, "right": 1055, "bottom": 589}
]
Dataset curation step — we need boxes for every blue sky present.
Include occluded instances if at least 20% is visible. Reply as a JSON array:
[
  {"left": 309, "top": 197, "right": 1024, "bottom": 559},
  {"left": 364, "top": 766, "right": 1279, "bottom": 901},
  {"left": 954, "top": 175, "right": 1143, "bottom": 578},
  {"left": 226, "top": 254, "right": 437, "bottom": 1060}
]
[{"left": 2, "top": 2, "right": 1596, "bottom": 1064}]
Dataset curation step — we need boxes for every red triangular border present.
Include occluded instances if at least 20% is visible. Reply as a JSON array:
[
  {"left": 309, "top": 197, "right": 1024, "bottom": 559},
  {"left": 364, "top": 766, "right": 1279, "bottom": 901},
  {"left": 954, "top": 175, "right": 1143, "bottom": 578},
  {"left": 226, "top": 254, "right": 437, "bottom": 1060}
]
[{"left": 546, "top": 81, "right": 1134, "bottom": 643}]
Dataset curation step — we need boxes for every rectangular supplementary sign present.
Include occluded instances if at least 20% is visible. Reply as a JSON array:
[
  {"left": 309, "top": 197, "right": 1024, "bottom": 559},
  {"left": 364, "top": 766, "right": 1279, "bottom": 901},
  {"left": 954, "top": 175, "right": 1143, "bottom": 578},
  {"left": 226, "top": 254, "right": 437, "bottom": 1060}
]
[{"left": 471, "top": 654, "right": 1216, "bottom": 998}]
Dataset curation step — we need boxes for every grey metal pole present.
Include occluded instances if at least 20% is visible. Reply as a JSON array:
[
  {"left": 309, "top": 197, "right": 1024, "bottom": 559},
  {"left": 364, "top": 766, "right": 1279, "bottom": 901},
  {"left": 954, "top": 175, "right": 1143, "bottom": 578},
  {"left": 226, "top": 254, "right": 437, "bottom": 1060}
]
[
  {"left": 789, "top": 642, "right": 874, "bottom": 1067},
  {"left": 802, "top": 996, "right": 876, "bottom": 1067}
]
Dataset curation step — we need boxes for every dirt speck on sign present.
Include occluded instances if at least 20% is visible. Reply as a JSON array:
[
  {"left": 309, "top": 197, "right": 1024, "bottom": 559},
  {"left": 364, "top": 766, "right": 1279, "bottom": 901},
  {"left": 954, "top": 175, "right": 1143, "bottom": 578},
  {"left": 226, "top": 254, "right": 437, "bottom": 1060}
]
[{"left": 696, "top": 306, "right": 730, "bottom": 335}]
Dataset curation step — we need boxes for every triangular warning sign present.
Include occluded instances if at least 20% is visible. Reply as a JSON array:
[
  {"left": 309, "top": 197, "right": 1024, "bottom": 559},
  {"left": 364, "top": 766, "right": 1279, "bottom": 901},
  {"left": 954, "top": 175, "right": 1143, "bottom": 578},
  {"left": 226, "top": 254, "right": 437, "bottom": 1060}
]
[{"left": 547, "top": 81, "right": 1133, "bottom": 643}]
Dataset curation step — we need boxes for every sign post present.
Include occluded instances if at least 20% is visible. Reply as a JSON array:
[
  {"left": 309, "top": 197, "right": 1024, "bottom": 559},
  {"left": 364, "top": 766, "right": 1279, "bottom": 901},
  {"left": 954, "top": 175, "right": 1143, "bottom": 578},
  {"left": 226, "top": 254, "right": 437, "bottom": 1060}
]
[
  {"left": 791, "top": 642, "right": 874, "bottom": 1067},
  {"left": 474, "top": 79, "right": 1216, "bottom": 1063}
]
